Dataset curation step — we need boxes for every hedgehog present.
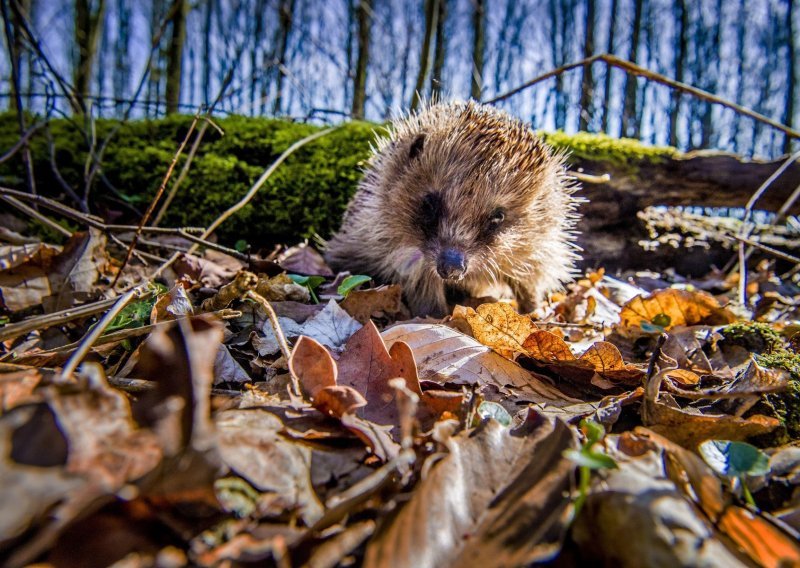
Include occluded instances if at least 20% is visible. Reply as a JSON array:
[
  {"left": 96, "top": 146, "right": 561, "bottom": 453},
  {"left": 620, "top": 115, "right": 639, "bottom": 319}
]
[{"left": 325, "top": 101, "right": 581, "bottom": 317}]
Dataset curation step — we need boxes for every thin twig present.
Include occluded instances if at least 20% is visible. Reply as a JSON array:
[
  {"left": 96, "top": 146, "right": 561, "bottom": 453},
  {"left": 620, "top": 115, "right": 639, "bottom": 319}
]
[
  {"left": 0, "top": 187, "right": 245, "bottom": 258},
  {"left": 0, "top": 121, "right": 43, "bottom": 164},
  {"left": 488, "top": 54, "right": 800, "bottom": 142},
  {"left": 0, "top": 296, "right": 122, "bottom": 343},
  {"left": 736, "top": 150, "right": 800, "bottom": 304},
  {"left": 111, "top": 115, "right": 201, "bottom": 287},
  {"left": 153, "top": 120, "right": 211, "bottom": 226},
  {"left": 728, "top": 234, "right": 800, "bottom": 265},
  {"left": 58, "top": 284, "right": 149, "bottom": 382},
  {"left": 0, "top": 195, "right": 71, "bottom": 237},
  {"left": 191, "top": 126, "right": 339, "bottom": 251},
  {"left": 245, "top": 290, "right": 299, "bottom": 395}
]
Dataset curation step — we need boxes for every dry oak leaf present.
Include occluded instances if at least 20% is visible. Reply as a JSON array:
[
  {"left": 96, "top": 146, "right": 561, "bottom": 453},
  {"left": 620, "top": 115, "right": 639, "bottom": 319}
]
[
  {"left": 364, "top": 416, "right": 575, "bottom": 568},
  {"left": 619, "top": 288, "right": 736, "bottom": 335},
  {"left": 522, "top": 331, "right": 644, "bottom": 387},
  {"left": 460, "top": 302, "right": 538, "bottom": 359},
  {"left": 290, "top": 333, "right": 399, "bottom": 461},
  {"left": 340, "top": 284, "right": 403, "bottom": 324},
  {"left": 382, "top": 323, "right": 579, "bottom": 406}
]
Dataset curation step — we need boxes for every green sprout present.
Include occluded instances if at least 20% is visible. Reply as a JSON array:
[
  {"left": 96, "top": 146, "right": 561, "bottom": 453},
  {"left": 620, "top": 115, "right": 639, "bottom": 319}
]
[
  {"left": 337, "top": 274, "right": 372, "bottom": 298},
  {"left": 698, "top": 440, "right": 770, "bottom": 509},
  {"left": 563, "top": 419, "right": 618, "bottom": 518},
  {"left": 287, "top": 274, "right": 327, "bottom": 303}
]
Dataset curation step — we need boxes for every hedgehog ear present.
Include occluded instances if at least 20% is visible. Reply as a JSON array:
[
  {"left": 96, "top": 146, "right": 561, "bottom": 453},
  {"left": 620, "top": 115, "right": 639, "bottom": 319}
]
[{"left": 409, "top": 134, "right": 425, "bottom": 160}]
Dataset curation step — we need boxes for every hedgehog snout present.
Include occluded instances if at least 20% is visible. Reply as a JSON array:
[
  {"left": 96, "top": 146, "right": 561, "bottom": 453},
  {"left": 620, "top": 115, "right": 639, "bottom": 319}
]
[{"left": 436, "top": 248, "right": 468, "bottom": 280}]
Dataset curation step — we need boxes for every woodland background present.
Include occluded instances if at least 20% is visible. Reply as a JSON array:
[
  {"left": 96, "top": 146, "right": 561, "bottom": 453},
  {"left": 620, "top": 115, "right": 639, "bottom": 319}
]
[{"left": 0, "top": 0, "right": 797, "bottom": 159}]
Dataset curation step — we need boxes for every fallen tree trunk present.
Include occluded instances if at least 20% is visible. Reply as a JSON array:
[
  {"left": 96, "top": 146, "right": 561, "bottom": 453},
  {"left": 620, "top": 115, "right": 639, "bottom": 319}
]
[{"left": 574, "top": 151, "right": 800, "bottom": 272}]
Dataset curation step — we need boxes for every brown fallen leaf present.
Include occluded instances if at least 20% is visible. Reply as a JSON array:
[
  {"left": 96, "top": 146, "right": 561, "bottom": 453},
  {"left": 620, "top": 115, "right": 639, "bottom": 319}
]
[
  {"left": 364, "top": 416, "right": 575, "bottom": 568},
  {"left": 382, "top": 323, "right": 578, "bottom": 406},
  {"left": 618, "top": 288, "right": 736, "bottom": 336},
  {"left": 151, "top": 283, "right": 193, "bottom": 324},
  {"left": 0, "top": 229, "right": 109, "bottom": 312},
  {"left": 172, "top": 252, "right": 239, "bottom": 288},
  {"left": 633, "top": 428, "right": 800, "bottom": 568},
  {"left": 340, "top": 284, "right": 403, "bottom": 323},
  {"left": 215, "top": 408, "right": 324, "bottom": 525},
  {"left": 278, "top": 243, "right": 333, "bottom": 276},
  {"left": 641, "top": 360, "right": 779, "bottom": 448},
  {"left": 460, "top": 302, "right": 538, "bottom": 359}
]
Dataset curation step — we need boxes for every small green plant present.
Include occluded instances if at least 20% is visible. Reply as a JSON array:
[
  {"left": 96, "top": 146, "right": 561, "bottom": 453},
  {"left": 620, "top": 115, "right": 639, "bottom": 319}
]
[
  {"left": 563, "top": 419, "right": 618, "bottom": 518},
  {"left": 288, "top": 274, "right": 326, "bottom": 303},
  {"left": 698, "top": 439, "right": 770, "bottom": 508},
  {"left": 337, "top": 274, "right": 371, "bottom": 297}
]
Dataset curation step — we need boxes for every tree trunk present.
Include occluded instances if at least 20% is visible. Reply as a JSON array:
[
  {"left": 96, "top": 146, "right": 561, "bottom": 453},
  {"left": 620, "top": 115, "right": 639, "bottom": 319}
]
[
  {"left": 600, "top": 0, "right": 617, "bottom": 133},
  {"left": 272, "top": 0, "right": 295, "bottom": 115},
  {"left": 668, "top": 0, "right": 687, "bottom": 147},
  {"left": 470, "top": 0, "right": 486, "bottom": 100},
  {"left": 112, "top": 0, "right": 130, "bottom": 114},
  {"left": 578, "top": 0, "right": 595, "bottom": 131},
  {"left": 351, "top": 0, "right": 371, "bottom": 119},
  {"left": 202, "top": 0, "right": 213, "bottom": 105},
  {"left": 430, "top": 0, "right": 447, "bottom": 99},
  {"left": 249, "top": 0, "right": 265, "bottom": 115},
  {"left": 165, "top": 0, "right": 187, "bottom": 114},
  {"left": 784, "top": 0, "right": 796, "bottom": 154},
  {"left": 620, "top": 0, "right": 642, "bottom": 137},
  {"left": 410, "top": 0, "right": 438, "bottom": 111},
  {"left": 73, "top": 0, "right": 107, "bottom": 113}
]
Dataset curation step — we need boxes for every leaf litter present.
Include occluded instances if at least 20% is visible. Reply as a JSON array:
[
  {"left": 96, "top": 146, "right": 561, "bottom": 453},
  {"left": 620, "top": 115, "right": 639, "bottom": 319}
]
[{"left": 1, "top": 234, "right": 800, "bottom": 568}]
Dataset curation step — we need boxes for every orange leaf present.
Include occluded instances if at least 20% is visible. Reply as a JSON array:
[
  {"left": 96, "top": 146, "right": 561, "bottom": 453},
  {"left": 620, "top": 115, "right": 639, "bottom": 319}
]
[
  {"left": 522, "top": 330, "right": 575, "bottom": 362},
  {"left": 289, "top": 336, "right": 337, "bottom": 399},
  {"left": 619, "top": 289, "right": 736, "bottom": 334}
]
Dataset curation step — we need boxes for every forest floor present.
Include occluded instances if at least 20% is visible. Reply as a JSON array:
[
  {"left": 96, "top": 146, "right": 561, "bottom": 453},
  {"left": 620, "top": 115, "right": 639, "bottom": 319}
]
[{"left": 2, "top": 160, "right": 800, "bottom": 567}]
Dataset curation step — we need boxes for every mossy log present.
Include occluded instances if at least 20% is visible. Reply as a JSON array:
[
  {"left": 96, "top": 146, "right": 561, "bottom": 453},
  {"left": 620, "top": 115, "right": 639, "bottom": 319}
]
[{"left": 1, "top": 113, "right": 796, "bottom": 273}]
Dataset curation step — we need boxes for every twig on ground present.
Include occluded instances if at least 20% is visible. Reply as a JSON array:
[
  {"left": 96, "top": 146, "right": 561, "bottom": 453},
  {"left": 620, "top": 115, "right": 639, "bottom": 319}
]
[
  {"left": 0, "top": 186, "right": 247, "bottom": 259},
  {"left": 244, "top": 290, "right": 298, "bottom": 395},
  {"left": 728, "top": 234, "right": 800, "bottom": 265},
  {"left": 736, "top": 150, "right": 800, "bottom": 304},
  {"left": 0, "top": 296, "right": 122, "bottom": 343},
  {"left": 151, "top": 126, "right": 340, "bottom": 280},
  {"left": 0, "top": 195, "right": 72, "bottom": 237},
  {"left": 58, "top": 285, "right": 150, "bottom": 382}
]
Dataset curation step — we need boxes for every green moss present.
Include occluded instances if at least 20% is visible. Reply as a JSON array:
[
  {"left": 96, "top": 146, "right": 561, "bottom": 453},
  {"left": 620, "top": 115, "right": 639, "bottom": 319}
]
[
  {"left": 721, "top": 321, "right": 784, "bottom": 354},
  {"left": 539, "top": 130, "right": 678, "bottom": 170},
  {"left": 0, "top": 113, "right": 378, "bottom": 245}
]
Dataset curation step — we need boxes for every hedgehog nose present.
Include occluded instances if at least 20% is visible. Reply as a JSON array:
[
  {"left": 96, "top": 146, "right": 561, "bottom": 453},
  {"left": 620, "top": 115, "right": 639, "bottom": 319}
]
[{"left": 436, "top": 248, "right": 468, "bottom": 280}]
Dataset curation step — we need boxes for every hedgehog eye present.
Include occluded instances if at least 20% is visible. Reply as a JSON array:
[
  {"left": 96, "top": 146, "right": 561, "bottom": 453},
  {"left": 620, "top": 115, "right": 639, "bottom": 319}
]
[
  {"left": 418, "top": 191, "right": 443, "bottom": 238},
  {"left": 409, "top": 134, "right": 426, "bottom": 160},
  {"left": 487, "top": 208, "right": 506, "bottom": 231}
]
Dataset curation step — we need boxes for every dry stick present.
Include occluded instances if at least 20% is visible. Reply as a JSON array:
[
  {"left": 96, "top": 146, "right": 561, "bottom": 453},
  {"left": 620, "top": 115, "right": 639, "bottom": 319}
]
[
  {"left": 0, "top": 121, "right": 43, "bottom": 164},
  {"left": 152, "top": 120, "right": 210, "bottom": 226},
  {"left": 191, "top": 126, "right": 339, "bottom": 252},
  {"left": 0, "top": 195, "right": 71, "bottom": 237},
  {"left": 152, "top": 126, "right": 339, "bottom": 279},
  {"left": 0, "top": 296, "right": 121, "bottom": 343},
  {"left": 244, "top": 290, "right": 299, "bottom": 396},
  {"left": 58, "top": 284, "right": 149, "bottom": 382},
  {"left": 111, "top": 115, "right": 201, "bottom": 288},
  {"left": 734, "top": 150, "right": 800, "bottom": 304},
  {"left": 487, "top": 53, "right": 800, "bottom": 141},
  {"left": 0, "top": 186, "right": 249, "bottom": 261},
  {"left": 729, "top": 234, "right": 800, "bottom": 265}
]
